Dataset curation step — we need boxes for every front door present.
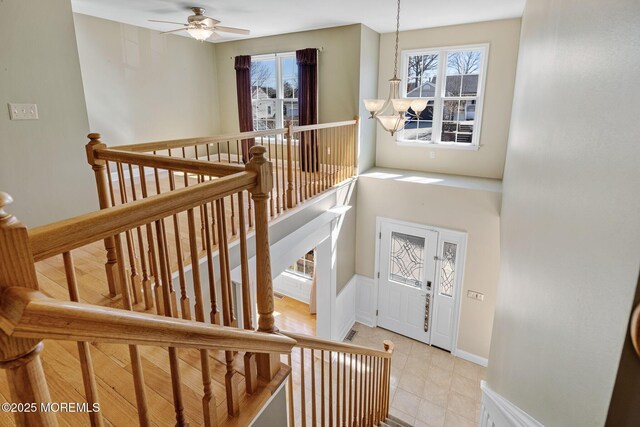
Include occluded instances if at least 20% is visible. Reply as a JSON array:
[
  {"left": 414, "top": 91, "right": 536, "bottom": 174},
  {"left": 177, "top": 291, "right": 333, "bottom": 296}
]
[{"left": 377, "top": 221, "right": 438, "bottom": 344}]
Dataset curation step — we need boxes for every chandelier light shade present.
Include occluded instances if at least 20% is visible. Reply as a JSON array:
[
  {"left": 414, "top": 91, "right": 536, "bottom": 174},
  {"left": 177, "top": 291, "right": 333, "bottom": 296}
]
[
  {"left": 363, "top": 0, "right": 423, "bottom": 136},
  {"left": 187, "top": 26, "right": 214, "bottom": 41}
]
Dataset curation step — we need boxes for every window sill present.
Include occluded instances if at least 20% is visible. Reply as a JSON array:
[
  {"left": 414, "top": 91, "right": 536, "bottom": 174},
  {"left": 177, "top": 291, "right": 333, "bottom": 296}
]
[{"left": 395, "top": 140, "right": 481, "bottom": 151}]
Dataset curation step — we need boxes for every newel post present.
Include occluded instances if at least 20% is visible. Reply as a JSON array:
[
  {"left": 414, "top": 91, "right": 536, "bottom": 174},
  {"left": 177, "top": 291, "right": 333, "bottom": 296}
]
[
  {"left": 245, "top": 146, "right": 280, "bottom": 380},
  {"left": 0, "top": 193, "right": 57, "bottom": 427},
  {"left": 86, "top": 133, "right": 120, "bottom": 297}
]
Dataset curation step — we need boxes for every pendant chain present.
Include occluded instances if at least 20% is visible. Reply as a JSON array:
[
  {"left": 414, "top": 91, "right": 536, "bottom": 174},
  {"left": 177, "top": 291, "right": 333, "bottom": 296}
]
[{"left": 393, "top": 0, "right": 401, "bottom": 79}]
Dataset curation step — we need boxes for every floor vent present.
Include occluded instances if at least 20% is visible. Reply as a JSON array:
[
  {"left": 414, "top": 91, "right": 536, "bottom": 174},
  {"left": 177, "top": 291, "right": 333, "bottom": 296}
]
[
  {"left": 345, "top": 329, "right": 357, "bottom": 341},
  {"left": 274, "top": 292, "right": 285, "bottom": 300}
]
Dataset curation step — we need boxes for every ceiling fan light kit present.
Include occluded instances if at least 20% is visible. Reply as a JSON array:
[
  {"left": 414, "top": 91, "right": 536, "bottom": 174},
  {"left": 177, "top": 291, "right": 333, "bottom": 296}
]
[
  {"left": 150, "top": 6, "right": 250, "bottom": 42},
  {"left": 363, "top": 0, "right": 425, "bottom": 136}
]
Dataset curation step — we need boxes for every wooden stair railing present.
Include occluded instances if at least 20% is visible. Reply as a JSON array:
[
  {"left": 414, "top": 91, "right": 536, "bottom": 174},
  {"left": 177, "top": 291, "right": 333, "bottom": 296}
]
[
  {"left": 280, "top": 331, "right": 394, "bottom": 427},
  {"left": 0, "top": 143, "right": 286, "bottom": 426}
]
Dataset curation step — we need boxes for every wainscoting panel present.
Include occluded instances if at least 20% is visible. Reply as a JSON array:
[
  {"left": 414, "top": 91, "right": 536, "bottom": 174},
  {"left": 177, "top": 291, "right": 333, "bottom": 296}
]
[
  {"left": 335, "top": 275, "right": 357, "bottom": 340},
  {"left": 355, "top": 275, "right": 376, "bottom": 327},
  {"left": 480, "top": 381, "right": 544, "bottom": 427}
]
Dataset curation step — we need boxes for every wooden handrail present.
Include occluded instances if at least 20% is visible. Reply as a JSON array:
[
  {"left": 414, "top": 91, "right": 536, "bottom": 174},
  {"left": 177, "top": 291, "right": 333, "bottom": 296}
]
[
  {"left": 279, "top": 330, "right": 392, "bottom": 359},
  {"left": 114, "top": 129, "right": 288, "bottom": 153},
  {"left": 631, "top": 303, "right": 640, "bottom": 357},
  {"left": 29, "top": 172, "right": 256, "bottom": 261},
  {"left": 291, "top": 119, "right": 357, "bottom": 133},
  {"left": 95, "top": 148, "right": 245, "bottom": 177},
  {"left": 0, "top": 287, "right": 296, "bottom": 354}
]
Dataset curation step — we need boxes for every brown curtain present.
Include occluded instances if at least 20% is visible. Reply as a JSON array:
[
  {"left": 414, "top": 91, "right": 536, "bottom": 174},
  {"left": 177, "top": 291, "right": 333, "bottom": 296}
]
[
  {"left": 296, "top": 48, "right": 319, "bottom": 172},
  {"left": 235, "top": 55, "right": 255, "bottom": 163}
]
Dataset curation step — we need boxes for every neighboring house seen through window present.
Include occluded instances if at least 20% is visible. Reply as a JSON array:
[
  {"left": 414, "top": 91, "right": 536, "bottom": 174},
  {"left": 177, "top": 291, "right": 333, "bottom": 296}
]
[
  {"left": 251, "top": 53, "right": 299, "bottom": 130},
  {"left": 398, "top": 44, "right": 488, "bottom": 148}
]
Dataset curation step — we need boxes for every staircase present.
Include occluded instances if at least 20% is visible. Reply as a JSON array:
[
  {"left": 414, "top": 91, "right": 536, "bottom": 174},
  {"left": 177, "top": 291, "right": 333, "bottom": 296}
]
[{"left": 0, "top": 124, "right": 395, "bottom": 426}]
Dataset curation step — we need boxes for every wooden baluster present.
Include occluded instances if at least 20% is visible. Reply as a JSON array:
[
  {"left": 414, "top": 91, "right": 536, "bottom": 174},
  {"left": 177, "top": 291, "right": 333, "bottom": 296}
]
[
  {"left": 138, "top": 167, "right": 163, "bottom": 315},
  {"left": 152, "top": 221, "right": 187, "bottom": 425},
  {"left": 287, "top": 353, "right": 295, "bottom": 427},
  {"left": 300, "top": 347, "right": 306, "bottom": 427},
  {"left": 129, "top": 165, "right": 154, "bottom": 310},
  {"left": 322, "top": 129, "right": 328, "bottom": 192},
  {"left": 246, "top": 146, "right": 280, "bottom": 380},
  {"left": 152, "top": 163, "right": 179, "bottom": 317},
  {"left": 166, "top": 150, "right": 191, "bottom": 320},
  {"left": 113, "top": 231, "right": 151, "bottom": 426},
  {"left": 373, "top": 357, "right": 380, "bottom": 425},
  {"left": 215, "top": 199, "right": 240, "bottom": 417},
  {"left": 336, "top": 351, "right": 341, "bottom": 427},
  {"left": 116, "top": 162, "right": 144, "bottom": 306},
  {"left": 202, "top": 202, "right": 220, "bottom": 324},
  {"left": 0, "top": 193, "right": 57, "bottom": 427},
  {"left": 342, "top": 353, "right": 347, "bottom": 427},
  {"left": 86, "top": 134, "right": 119, "bottom": 296},
  {"left": 239, "top": 193, "right": 258, "bottom": 394},
  {"left": 321, "top": 350, "right": 326, "bottom": 427},
  {"left": 383, "top": 341, "right": 394, "bottom": 419},
  {"left": 349, "top": 353, "right": 353, "bottom": 427},
  {"left": 364, "top": 355, "right": 370, "bottom": 427},
  {"left": 273, "top": 135, "right": 281, "bottom": 215},
  {"left": 315, "top": 129, "right": 320, "bottom": 195},
  {"left": 311, "top": 349, "right": 317, "bottom": 427},
  {"left": 229, "top": 193, "right": 237, "bottom": 237},
  {"left": 195, "top": 147, "right": 207, "bottom": 251},
  {"left": 358, "top": 354, "right": 363, "bottom": 427},
  {"left": 328, "top": 351, "right": 333, "bottom": 427},
  {"left": 186, "top": 208, "right": 219, "bottom": 427},
  {"left": 63, "top": 252, "right": 104, "bottom": 427},
  {"left": 280, "top": 134, "right": 287, "bottom": 212}
]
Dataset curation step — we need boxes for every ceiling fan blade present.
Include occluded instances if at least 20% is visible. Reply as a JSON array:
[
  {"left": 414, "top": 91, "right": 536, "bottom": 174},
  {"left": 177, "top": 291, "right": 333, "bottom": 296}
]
[
  {"left": 213, "top": 25, "right": 250, "bottom": 35},
  {"left": 149, "top": 20, "right": 187, "bottom": 25},
  {"left": 160, "top": 28, "right": 187, "bottom": 34},
  {"left": 202, "top": 16, "right": 221, "bottom": 25}
]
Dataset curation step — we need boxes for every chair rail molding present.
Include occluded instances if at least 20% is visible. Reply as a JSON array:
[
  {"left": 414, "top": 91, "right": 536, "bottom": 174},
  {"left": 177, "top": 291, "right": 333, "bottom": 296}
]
[{"left": 480, "top": 381, "right": 544, "bottom": 427}]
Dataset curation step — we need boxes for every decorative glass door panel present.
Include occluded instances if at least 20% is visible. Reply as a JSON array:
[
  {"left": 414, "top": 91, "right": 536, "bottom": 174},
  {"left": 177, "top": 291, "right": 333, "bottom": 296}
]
[{"left": 389, "top": 232, "right": 425, "bottom": 288}]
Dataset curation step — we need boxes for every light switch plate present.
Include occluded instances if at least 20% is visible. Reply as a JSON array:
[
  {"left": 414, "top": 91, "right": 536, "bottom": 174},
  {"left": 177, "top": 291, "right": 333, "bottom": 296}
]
[
  {"left": 8, "top": 103, "right": 39, "bottom": 120},
  {"left": 467, "top": 290, "right": 484, "bottom": 301}
]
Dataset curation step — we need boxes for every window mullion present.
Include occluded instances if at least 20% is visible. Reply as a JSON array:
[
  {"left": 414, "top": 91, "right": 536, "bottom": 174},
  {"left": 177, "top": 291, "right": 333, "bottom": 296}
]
[{"left": 432, "top": 50, "right": 448, "bottom": 144}]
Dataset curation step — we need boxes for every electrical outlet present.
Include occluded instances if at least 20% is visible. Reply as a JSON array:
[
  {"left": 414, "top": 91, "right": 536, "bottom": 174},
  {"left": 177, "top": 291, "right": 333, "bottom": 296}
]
[
  {"left": 8, "top": 103, "right": 39, "bottom": 120},
  {"left": 467, "top": 290, "right": 484, "bottom": 301},
  {"left": 429, "top": 151, "right": 436, "bottom": 159}
]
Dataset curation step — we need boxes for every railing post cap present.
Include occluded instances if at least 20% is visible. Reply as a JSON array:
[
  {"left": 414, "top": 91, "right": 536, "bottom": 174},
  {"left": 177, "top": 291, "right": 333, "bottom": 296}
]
[
  {"left": 0, "top": 192, "right": 13, "bottom": 219},
  {"left": 249, "top": 145, "right": 267, "bottom": 156},
  {"left": 88, "top": 132, "right": 101, "bottom": 140}
]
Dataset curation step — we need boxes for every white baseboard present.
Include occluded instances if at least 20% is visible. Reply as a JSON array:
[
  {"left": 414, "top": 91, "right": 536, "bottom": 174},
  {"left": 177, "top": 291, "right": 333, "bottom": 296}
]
[
  {"left": 336, "top": 275, "right": 357, "bottom": 340},
  {"left": 355, "top": 275, "right": 376, "bottom": 327},
  {"left": 454, "top": 349, "right": 488, "bottom": 367},
  {"left": 480, "top": 381, "right": 544, "bottom": 427}
]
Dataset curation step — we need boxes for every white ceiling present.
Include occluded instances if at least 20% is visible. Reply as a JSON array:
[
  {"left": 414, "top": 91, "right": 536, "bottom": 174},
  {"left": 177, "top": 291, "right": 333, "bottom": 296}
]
[{"left": 71, "top": 0, "right": 526, "bottom": 42}]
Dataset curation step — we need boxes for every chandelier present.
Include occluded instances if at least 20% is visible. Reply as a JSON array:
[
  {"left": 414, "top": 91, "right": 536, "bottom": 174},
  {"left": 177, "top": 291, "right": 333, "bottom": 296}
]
[{"left": 363, "top": 0, "right": 427, "bottom": 136}]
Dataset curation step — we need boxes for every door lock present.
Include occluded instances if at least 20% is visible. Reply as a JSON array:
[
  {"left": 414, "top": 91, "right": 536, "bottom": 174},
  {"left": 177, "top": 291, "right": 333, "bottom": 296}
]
[{"left": 426, "top": 280, "right": 432, "bottom": 290}]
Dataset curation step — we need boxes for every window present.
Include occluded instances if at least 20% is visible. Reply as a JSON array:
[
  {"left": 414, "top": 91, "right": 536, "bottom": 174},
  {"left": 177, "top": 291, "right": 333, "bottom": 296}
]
[
  {"left": 399, "top": 44, "right": 488, "bottom": 148},
  {"left": 251, "top": 53, "right": 298, "bottom": 130},
  {"left": 286, "top": 250, "right": 315, "bottom": 279}
]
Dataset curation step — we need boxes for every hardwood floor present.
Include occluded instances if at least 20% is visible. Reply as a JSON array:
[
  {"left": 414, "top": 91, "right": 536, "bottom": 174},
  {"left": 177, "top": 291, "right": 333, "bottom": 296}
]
[{"left": 274, "top": 295, "right": 316, "bottom": 336}]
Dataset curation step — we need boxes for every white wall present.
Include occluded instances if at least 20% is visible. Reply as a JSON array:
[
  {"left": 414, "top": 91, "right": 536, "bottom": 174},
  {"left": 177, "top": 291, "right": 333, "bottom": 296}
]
[
  {"left": 73, "top": 13, "right": 221, "bottom": 146},
  {"left": 375, "top": 19, "right": 521, "bottom": 179},
  {"left": 487, "top": 0, "right": 640, "bottom": 426},
  {"left": 355, "top": 169, "right": 502, "bottom": 359},
  {"left": 0, "top": 0, "right": 94, "bottom": 226}
]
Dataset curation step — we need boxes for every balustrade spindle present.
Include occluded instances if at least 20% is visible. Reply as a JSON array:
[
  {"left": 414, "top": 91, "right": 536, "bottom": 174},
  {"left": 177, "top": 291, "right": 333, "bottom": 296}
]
[{"left": 62, "top": 252, "right": 104, "bottom": 427}]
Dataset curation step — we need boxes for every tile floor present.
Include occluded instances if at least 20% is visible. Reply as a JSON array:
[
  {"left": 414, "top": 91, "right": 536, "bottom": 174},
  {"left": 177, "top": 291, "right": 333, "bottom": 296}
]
[{"left": 349, "top": 322, "right": 485, "bottom": 427}]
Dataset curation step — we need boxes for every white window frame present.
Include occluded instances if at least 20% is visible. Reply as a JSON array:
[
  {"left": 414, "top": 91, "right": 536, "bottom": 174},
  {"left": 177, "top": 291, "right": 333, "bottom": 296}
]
[
  {"left": 251, "top": 52, "right": 298, "bottom": 130},
  {"left": 397, "top": 43, "right": 489, "bottom": 150}
]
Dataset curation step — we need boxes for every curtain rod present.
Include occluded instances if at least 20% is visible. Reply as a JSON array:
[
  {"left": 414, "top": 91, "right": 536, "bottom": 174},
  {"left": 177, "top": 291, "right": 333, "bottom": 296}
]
[{"left": 229, "top": 47, "right": 323, "bottom": 60}]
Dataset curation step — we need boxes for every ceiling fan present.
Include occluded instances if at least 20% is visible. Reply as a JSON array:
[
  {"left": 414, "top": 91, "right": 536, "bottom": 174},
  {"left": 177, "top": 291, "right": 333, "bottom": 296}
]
[{"left": 149, "top": 6, "right": 250, "bottom": 42}]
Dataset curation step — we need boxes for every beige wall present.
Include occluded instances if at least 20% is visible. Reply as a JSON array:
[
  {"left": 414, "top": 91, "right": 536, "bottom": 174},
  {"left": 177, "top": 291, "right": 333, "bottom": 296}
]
[
  {"left": 0, "top": 0, "right": 95, "bottom": 227},
  {"left": 73, "top": 13, "right": 221, "bottom": 146},
  {"left": 487, "top": 0, "right": 640, "bottom": 426},
  {"left": 355, "top": 170, "right": 501, "bottom": 358},
  {"left": 357, "top": 25, "right": 380, "bottom": 173},
  {"left": 375, "top": 19, "right": 521, "bottom": 179},
  {"left": 214, "top": 24, "right": 362, "bottom": 133}
]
